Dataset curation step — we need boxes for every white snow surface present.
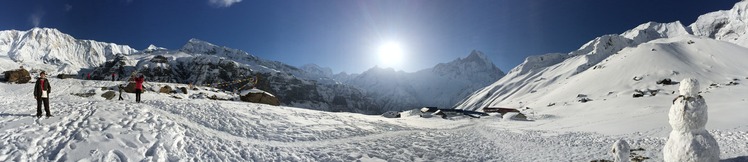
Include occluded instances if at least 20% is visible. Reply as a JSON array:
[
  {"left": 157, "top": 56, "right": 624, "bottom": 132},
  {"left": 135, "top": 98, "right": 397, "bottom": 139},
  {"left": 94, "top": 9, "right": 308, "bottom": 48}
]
[{"left": 1, "top": 78, "right": 746, "bottom": 161}]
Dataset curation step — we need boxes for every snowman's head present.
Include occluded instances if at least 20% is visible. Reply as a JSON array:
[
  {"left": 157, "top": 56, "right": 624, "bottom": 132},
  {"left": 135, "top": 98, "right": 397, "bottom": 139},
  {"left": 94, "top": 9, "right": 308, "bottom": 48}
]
[{"left": 679, "top": 78, "right": 699, "bottom": 97}]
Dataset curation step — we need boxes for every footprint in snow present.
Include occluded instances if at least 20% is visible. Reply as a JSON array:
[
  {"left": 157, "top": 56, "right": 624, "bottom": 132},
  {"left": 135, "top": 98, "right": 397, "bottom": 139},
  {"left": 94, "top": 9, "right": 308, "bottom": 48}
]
[
  {"left": 138, "top": 134, "right": 150, "bottom": 144},
  {"left": 102, "top": 150, "right": 128, "bottom": 162}
]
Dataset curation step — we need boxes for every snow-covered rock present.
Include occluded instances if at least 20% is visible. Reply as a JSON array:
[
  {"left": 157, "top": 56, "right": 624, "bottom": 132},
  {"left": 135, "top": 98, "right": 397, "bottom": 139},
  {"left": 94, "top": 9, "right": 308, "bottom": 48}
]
[
  {"left": 239, "top": 88, "right": 280, "bottom": 106},
  {"left": 611, "top": 139, "right": 630, "bottom": 162},
  {"left": 663, "top": 78, "right": 719, "bottom": 162}
]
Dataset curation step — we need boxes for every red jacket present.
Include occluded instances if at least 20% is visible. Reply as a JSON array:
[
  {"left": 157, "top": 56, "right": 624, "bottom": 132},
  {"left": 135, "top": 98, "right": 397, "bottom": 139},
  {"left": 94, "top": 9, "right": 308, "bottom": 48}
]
[{"left": 134, "top": 76, "right": 145, "bottom": 90}]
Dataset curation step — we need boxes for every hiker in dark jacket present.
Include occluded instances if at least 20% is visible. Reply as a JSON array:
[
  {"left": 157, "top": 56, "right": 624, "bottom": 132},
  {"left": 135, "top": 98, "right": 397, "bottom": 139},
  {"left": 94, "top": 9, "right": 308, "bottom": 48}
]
[
  {"left": 33, "top": 71, "right": 52, "bottom": 117},
  {"left": 118, "top": 84, "right": 125, "bottom": 100}
]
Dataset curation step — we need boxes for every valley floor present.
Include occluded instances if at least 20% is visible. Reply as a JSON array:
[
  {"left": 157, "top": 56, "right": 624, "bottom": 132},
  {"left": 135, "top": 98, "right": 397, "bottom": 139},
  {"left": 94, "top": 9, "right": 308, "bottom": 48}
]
[{"left": 0, "top": 79, "right": 746, "bottom": 161}]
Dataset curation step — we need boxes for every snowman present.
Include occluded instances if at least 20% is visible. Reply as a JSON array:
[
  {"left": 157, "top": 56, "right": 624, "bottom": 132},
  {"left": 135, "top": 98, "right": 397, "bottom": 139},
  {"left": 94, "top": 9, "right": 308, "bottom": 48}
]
[{"left": 663, "top": 78, "right": 719, "bottom": 162}]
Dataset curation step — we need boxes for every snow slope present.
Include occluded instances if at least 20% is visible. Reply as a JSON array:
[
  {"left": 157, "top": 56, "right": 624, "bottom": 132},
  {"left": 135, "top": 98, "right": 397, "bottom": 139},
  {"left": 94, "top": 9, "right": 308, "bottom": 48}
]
[
  {"left": 0, "top": 78, "right": 746, "bottom": 161},
  {"left": 456, "top": 21, "right": 692, "bottom": 111},
  {"left": 0, "top": 28, "right": 138, "bottom": 74}
]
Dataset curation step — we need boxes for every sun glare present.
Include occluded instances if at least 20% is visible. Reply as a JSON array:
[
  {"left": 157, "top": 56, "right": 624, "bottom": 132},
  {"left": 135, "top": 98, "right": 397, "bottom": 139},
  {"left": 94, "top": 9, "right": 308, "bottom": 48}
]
[{"left": 378, "top": 41, "right": 404, "bottom": 68}]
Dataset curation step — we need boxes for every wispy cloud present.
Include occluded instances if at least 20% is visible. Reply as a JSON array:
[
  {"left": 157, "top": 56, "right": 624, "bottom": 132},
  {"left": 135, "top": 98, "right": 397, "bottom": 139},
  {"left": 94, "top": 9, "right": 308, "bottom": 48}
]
[
  {"left": 29, "top": 10, "right": 45, "bottom": 27},
  {"left": 208, "top": 0, "right": 242, "bottom": 8},
  {"left": 65, "top": 4, "right": 73, "bottom": 12}
]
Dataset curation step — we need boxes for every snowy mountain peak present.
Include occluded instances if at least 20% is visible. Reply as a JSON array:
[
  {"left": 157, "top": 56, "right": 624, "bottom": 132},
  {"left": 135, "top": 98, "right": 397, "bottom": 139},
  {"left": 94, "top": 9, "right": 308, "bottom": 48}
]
[
  {"left": 144, "top": 44, "right": 167, "bottom": 53},
  {"left": 181, "top": 38, "right": 217, "bottom": 53},
  {"left": 689, "top": 0, "right": 748, "bottom": 47},
  {"left": 28, "top": 27, "right": 63, "bottom": 35},
  {"left": 19, "top": 27, "right": 75, "bottom": 42},
  {"left": 729, "top": 0, "right": 748, "bottom": 19},
  {"left": 621, "top": 21, "right": 690, "bottom": 44},
  {"left": 0, "top": 28, "right": 138, "bottom": 74},
  {"left": 433, "top": 50, "right": 504, "bottom": 80},
  {"left": 146, "top": 44, "right": 167, "bottom": 51},
  {"left": 187, "top": 38, "right": 211, "bottom": 45},
  {"left": 178, "top": 38, "right": 256, "bottom": 61},
  {"left": 463, "top": 50, "right": 491, "bottom": 65},
  {"left": 300, "top": 64, "right": 334, "bottom": 78}
]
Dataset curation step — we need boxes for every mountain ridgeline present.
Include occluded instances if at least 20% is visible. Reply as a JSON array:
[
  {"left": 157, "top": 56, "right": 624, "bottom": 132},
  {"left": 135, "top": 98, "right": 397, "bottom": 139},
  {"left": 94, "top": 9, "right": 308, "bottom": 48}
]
[
  {"left": 0, "top": 29, "right": 505, "bottom": 114},
  {"left": 0, "top": 28, "right": 137, "bottom": 74}
]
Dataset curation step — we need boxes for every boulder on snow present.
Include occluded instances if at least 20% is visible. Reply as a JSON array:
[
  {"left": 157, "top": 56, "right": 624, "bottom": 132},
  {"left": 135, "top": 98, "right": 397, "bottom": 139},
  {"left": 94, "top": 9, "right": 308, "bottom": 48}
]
[
  {"left": 101, "top": 91, "right": 116, "bottom": 100},
  {"left": 2, "top": 69, "right": 32, "bottom": 84},
  {"left": 159, "top": 85, "right": 173, "bottom": 94},
  {"left": 657, "top": 78, "right": 678, "bottom": 85},
  {"left": 56, "top": 74, "right": 77, "bottom": 79},
  {"left": 501, "top": 112, "right": 529, "bottom": 121},
  {"left": 239, "top": 88, "right": 280, "bottom": 106},
  {"left": 578, "top": 97, "right": 592, "bottom": 103},
  {"left": 382, "top": 111, "right": 401, "bottom": 118},
  {"left": 178, "top": 87, "right": 188, "bottom": 94},
  {"left": 123, "top": 82, "right": 148, "bottom": 93}
]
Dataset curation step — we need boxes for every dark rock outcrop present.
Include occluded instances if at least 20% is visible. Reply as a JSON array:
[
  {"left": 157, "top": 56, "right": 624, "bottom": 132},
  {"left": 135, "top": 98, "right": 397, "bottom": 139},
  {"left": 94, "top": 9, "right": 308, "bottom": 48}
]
[
  {"left": 239, "top": 89, "right": 281, "bottom": 106},
  {"left": 159, "top": 85, "right": 173, "bottom": 94},
  {"left": 3, "top": 69, "right": 31, "bottom": 84},
  {"left": 101, "top": 91, "right": 116, "bottom": 100}
]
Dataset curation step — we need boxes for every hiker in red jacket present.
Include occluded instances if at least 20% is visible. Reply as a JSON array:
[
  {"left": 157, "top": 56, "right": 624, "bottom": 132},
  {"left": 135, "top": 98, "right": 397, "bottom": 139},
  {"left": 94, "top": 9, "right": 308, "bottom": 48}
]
[
  {"left": 33, "top": 71, "right": 52, "bottom": 117},
  {"left": 111, "top": 73, "right": 116, "bottom": 81},
  {"left": 131, "top": 74, "right": 145, "bottom": 103}
]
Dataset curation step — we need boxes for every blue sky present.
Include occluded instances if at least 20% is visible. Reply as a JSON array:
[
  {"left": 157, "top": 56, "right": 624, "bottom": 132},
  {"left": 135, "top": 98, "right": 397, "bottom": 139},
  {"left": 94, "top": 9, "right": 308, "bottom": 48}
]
[{"left": 0, "top": 0, "right": 740, "bottom": 74}]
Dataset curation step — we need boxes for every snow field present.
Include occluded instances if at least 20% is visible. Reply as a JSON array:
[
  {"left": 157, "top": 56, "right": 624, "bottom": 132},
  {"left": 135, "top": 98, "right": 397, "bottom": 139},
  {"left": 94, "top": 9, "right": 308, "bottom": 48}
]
[{"left": 0, "top": 79, "right": 746, "bottom": 161}]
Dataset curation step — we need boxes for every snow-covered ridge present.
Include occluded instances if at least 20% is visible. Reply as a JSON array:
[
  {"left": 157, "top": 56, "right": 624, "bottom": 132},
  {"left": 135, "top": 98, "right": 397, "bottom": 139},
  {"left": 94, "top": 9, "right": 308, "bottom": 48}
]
[
  {"left": 689, "top": 1, "right": 748, "bottom": 47},
  {"left": 621, "top": 21, "right": 690, "bottom": 44},
  {"left": 0, "top": 28, "right": 138, "bottom": 74}
]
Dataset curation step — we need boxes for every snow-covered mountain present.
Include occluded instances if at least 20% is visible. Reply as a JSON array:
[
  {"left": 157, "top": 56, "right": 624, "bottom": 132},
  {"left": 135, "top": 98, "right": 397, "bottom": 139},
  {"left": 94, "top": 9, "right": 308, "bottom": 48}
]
[
  {"left": 80, "top": 39, "right": 381, "bottom": 114},
  {"left": 456, "top": 2, "right": 748, "bottom": 112},
  {"left": 142, "top": 44, "right": 167, "bottom": 53},
  {"left": 689, "top": 0, "right": 748, "bottom": 47},
  {"left": 0, "top": 28, "right": 138, "bottom": 74},
  {"left": 342, "top": 50, "right": 505, "bottom": 112}
]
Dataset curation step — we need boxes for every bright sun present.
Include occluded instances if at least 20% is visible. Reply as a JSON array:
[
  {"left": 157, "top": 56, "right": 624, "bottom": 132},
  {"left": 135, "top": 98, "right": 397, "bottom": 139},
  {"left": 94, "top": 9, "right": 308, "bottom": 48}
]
[{"left": 377, "top": 41, "right": 404, "bottom": 68}]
